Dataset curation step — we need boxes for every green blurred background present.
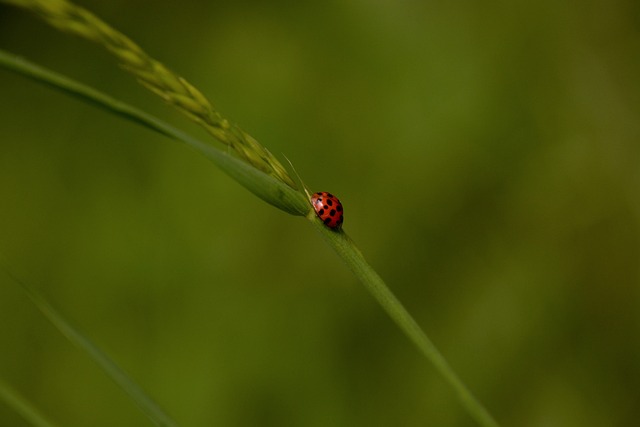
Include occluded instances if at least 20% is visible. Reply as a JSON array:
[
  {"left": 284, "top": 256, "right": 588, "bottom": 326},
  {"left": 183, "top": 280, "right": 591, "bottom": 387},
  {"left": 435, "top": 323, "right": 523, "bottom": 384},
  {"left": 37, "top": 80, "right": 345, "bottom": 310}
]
[{"left": 1, "top": 0, "right": 639, "bottom": 425}]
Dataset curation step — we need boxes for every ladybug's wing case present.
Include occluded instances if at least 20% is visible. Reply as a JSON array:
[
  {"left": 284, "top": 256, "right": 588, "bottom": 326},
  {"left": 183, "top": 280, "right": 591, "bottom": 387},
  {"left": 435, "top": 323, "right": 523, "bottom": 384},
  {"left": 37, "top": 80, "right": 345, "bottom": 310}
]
[{"left": 311, "top": 192, "right": 343, "bottom": 229}]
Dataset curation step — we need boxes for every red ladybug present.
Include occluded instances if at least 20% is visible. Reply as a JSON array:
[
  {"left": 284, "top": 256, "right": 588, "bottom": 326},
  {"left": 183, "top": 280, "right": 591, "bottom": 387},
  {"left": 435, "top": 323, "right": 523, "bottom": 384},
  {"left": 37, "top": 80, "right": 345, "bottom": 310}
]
[{"left": 311, "top": 192, "right": 344, "bottom": 229}]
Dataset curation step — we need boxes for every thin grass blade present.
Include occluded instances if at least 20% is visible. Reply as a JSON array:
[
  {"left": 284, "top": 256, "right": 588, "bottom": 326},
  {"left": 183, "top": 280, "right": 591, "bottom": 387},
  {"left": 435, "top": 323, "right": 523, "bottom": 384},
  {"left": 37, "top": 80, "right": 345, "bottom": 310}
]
[
  {"left": 0, "top": 48, "right": 500, "bottom": 425},
  {"left": 0, "top": 267, "right": 178, "bottom": 427},
  {"left": 0, "top": 379, "right": 58, "bottom": 427},
  {"left": 0, "top": 50, "right": 309, "bottom": 216},
  {"left": 309, "top": 217, "right": 501, "bottom": 427}
]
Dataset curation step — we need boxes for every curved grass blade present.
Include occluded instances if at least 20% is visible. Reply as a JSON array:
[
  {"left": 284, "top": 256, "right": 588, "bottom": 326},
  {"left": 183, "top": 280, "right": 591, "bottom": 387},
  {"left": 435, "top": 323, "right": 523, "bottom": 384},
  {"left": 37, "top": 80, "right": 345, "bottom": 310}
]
[
  {"left": 309, "top": 216, "right": 500, "bottom": 427},
  {"left": 0, "top": 379, "right": 58, "bottom": 427},
  {"left": 0, "top": 48, "right": 500, "bottom": 425},
  {"left": 0, "top": 266, "right": 178, "bottom": 427},
  {"left": 0, "top": 50, "right": 309, "bottom": 216}
]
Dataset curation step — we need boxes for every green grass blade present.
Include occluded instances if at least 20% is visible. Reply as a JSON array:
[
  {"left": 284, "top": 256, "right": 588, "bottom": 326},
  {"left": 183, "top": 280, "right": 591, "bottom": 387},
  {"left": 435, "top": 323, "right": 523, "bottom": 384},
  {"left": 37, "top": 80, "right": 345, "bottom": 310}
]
[
  {"left": 0, "top": 48, "right": 500, "bottom": 427},
  {"left": 0, "top": 267, "right": 178, "bottom": 427},
  {"left": 310, "top": 218, "right": 500, "bottom": 427},
  {"left": 0, "top": 48, "right": 500, "bottom": 424},
  {"left": 0, "top": 379, "right": 58, "bottom": 427},
  {"left": 0, "top": 50, "right": 309, "bottom": 217}
]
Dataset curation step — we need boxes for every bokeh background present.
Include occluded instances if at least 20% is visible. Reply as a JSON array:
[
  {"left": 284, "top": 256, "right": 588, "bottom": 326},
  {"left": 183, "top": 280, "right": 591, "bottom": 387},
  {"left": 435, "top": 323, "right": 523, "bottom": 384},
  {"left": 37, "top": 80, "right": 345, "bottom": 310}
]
[{"left": 1, "top": 0, "right": 639, "bottom": 425}]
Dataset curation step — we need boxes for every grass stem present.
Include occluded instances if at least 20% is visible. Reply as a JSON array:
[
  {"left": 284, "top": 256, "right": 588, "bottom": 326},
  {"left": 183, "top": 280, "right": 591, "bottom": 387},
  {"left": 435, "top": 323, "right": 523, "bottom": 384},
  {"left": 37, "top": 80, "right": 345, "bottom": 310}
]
[{"left": 311, "top": 220, "right": 500, "bottom": 427}]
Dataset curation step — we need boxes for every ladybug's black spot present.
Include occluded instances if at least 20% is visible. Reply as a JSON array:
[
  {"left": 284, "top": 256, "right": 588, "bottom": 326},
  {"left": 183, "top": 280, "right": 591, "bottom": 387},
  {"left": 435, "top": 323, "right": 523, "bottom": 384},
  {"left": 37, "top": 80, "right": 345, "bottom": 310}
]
[
  {"left": 323, "top": 205, "right": 328, "bottom": 210},
  {"left": 330, "top": 209, "right": 336, "bottom": 217},
  {"left": 337, "top": 205, "right": 343, "bottom": 212},
  {"left": 327, "top": 193, "right": 334, "bottom": 198},
  {"left": 326, "top": 199, "right": 333, "bottom": 207},
  {"left": 323, "top": 218, "right": 331, "bottom": 225},
  {"left": 318, "top": 209, "right": 324, "bottom": 216}
]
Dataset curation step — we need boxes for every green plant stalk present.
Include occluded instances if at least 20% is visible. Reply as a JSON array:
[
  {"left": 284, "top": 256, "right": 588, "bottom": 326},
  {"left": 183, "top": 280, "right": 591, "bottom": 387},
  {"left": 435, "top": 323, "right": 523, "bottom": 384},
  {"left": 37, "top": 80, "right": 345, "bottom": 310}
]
[
  {"left": 0, "top": 3, "right": 502, "bottom": 422},
  {"left": 0, "top": 379, "right": 58, "bottom": 427},
  {"left": 310, "top": 217, "right": 500, "bottom": 427},
  {"left": 0, "top": 50, "right": 500, "bottom": 427}
]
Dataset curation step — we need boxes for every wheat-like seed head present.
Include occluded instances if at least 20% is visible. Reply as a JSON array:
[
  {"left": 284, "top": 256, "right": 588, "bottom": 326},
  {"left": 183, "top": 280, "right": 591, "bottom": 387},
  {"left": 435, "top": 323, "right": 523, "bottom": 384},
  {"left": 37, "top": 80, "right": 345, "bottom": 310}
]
[{"left": 10, "top": 0, "right": 296, "bottom": 188}]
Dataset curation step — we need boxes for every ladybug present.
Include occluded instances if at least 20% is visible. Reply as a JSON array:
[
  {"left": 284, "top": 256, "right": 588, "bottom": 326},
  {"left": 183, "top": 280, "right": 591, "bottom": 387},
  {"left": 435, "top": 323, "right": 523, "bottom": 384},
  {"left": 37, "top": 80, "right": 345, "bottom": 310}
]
[{"left": 311, "top": 192, "right": 344, "bottom": 229}]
